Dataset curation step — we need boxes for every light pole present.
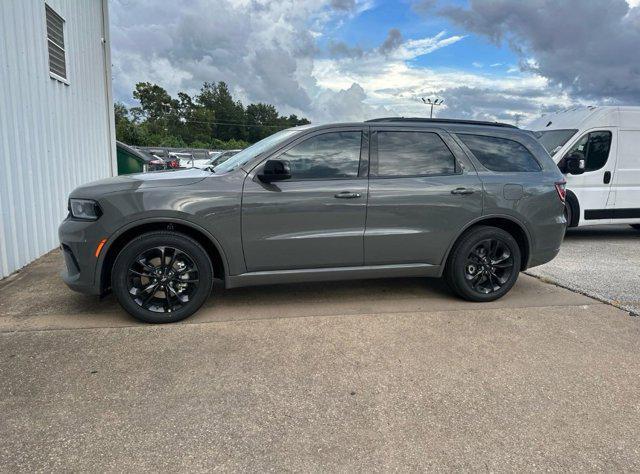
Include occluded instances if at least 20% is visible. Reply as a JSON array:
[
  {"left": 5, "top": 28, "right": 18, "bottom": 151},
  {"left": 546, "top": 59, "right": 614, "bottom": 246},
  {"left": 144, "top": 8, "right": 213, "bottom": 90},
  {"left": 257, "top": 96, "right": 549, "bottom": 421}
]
[{"left": 422, "top": 98, "right": 444, "bottom": 118}]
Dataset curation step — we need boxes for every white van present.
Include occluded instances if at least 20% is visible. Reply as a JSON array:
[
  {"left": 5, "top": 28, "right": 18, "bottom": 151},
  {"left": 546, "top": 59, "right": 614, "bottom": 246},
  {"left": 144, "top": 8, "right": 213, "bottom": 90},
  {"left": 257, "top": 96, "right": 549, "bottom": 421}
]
[{"left": 529, "top": 106, "right": 640, "bottom": 229}]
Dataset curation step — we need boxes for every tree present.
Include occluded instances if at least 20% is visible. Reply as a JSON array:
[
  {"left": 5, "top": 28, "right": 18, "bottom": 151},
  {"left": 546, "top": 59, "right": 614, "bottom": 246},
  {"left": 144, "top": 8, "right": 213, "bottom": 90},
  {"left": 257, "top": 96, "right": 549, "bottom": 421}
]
[
  {"left": 197, "top": 82, "right": 246, "bottom": 141},
  {"left": 245, "top": 103, "right": 280, "bottom": 142},
  {"left": 114, "top": 81, "right": 310, "bottom": 149},
  {"left": 132, "top": 82, "right": 182, "bottom": 141},
  {"left": 114, "top": 102, "right": 144, "bottom": 145}
]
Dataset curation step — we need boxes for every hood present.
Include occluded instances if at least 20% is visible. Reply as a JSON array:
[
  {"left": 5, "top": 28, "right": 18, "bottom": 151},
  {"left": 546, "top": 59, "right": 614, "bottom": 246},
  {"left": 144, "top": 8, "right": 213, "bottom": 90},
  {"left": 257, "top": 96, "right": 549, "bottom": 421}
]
[{"left": 70, "top": 168, "right": 210, "bottom": 198}]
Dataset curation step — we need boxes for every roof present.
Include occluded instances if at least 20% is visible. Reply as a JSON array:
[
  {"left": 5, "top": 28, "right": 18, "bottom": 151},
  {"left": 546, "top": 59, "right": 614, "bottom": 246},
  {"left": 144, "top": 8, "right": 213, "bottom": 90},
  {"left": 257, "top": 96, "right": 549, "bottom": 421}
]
[
  {"left": 365, "top": 117, "right": 518, "bottom": 129},
  {"left": 528, "top": 106, "right": 640, "bottom": 131}
]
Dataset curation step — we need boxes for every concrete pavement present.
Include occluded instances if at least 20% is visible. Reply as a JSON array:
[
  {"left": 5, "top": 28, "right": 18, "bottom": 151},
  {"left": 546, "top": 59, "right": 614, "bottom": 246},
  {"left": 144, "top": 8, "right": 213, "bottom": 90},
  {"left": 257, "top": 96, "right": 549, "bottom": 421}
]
[{"left": 2, "top": 250, "right": 640, "bottom": 471}]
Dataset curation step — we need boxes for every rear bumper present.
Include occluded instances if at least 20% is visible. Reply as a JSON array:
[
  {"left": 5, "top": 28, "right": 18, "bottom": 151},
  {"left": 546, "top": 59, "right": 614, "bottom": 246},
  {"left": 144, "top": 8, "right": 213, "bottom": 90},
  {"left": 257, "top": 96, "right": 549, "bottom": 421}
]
[{"left": 526, "top": 246, "right": 561, "bottom": 269}]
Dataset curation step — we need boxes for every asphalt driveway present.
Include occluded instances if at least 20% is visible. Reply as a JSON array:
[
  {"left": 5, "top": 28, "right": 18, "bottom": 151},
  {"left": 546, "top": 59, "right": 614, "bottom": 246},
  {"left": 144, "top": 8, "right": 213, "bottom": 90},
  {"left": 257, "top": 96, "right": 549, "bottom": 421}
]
[
  {"left": 527, "top": 225, "right": 640, "bottom": 315},
  {"left": 1, "top": 250, "right": 640, "bottom": 471}
]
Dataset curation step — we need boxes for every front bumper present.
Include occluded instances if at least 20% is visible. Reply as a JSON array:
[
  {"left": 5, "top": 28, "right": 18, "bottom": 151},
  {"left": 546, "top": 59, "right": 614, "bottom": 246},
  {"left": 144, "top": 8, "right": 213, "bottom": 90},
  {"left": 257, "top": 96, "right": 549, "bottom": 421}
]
[{"left": 58, "top": 218, "right": 105, "bottom": 295}]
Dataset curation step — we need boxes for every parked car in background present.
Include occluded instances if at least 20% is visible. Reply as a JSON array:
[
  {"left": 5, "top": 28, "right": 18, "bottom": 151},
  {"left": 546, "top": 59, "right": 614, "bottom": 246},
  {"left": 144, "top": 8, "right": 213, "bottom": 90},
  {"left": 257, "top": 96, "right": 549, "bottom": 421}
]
[
  {"left": 530, "top": 106, "right": 640, "bottom": 230},
  {"left": 148, "top": 155, "right": 168, "bottom": 171},
  {"left": 59, "top": 118, "right": 566, "bottom": 323},
  {"left": 171, "top": 152, "right": 198, "bottom": 168}
]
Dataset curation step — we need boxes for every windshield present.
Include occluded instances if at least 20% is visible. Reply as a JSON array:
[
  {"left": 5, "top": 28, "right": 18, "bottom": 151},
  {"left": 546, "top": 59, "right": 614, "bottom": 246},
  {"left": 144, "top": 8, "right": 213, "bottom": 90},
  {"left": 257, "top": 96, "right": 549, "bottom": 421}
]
[
  {"left": 532, "top": 129, "right": 578, "bottom": 156},
  {"left": 212, "top": 129, "right": 303, "bottom": 173}
]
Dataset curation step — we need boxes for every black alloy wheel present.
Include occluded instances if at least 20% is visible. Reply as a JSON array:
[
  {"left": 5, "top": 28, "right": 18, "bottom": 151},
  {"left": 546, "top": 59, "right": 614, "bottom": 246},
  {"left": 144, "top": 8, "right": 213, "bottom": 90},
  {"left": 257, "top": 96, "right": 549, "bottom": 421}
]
[
  {"left": 112, "top": 231, "right": 213, "bottom": 323},
  {"left": 127, "top": 246, "right": 199, "bottom": 314},
  {"left": 445, "top": 225, "right": 521, "bottom": 302},
  {"left": 463, "top": 238, "right": 514, "bottom": 294}
]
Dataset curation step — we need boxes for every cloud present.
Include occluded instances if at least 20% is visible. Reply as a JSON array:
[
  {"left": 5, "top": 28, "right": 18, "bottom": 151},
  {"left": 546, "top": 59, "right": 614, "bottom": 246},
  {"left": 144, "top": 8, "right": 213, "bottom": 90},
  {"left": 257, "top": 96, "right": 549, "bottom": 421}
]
[
  {"left": 109, "top": 0, "right": 583, "bottom": 126},
  {"left": 110, "top": 0, "right": 342, "bottom": 115},
  {"left": 330, "top": 0, "right": 357, "bottom": 10},
  {"left": 393, "top": 32, "right": 465, "bottom": 60},
  {"left": 412, "top": 0, "right": 438, "bottom": 15},
  {"left": 328, "top": 41, "right": 364, "bottom": 58},
  {"left": 313, "top": 83, "right": 387, "bottom": 121},
  {"left": 440, "top": 0, "right": 640, "bottom": 102},
  {"left": 379, "top": 28, "right": 403, "bottom": 55},
  {"left": 110, "top": 0, "right": 466, "bottom": 123}
]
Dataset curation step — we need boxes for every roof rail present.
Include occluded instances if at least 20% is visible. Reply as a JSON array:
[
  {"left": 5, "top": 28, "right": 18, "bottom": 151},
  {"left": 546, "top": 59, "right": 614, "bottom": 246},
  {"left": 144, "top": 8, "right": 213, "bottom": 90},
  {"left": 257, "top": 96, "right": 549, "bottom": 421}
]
[{"left": 365, "top": 117, "right": 518, "bottom": 128}]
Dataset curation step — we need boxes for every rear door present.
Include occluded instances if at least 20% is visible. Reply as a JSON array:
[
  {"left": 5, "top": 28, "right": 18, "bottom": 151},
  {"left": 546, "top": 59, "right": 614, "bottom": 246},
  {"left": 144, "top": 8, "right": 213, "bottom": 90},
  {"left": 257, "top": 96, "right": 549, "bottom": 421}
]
[
  {"left": 560, "top": 129, "right": 617, "bottom": 224},
  {"left": 364, "top": 127, "right": 483, "bottom": 266},
  {"left": 241, "top": 127, "right": 369, "bottom": 272}
]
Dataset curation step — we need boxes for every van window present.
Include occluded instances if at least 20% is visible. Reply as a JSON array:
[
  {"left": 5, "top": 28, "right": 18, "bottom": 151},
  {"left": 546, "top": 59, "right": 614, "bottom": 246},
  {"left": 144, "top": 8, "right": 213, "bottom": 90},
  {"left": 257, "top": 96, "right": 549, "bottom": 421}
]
[
  {"left": 562, "top": 131, "right": 612, "bottom": 172},
  {"left": 457, "top": 134, "right": 541, "bottom": 172},
  {"left": 376, "top": 131, "right": 457, "bottom": 177},
  {"left": 533, "top": 129, "right": 578, "bottom": 156}
]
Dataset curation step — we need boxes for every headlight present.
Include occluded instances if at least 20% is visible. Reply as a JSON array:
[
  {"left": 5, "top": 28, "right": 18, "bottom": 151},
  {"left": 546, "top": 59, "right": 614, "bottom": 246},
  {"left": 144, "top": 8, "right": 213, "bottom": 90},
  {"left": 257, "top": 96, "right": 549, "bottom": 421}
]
[{"left": 68, "top": 199, "right": 102, "bottom": 220}]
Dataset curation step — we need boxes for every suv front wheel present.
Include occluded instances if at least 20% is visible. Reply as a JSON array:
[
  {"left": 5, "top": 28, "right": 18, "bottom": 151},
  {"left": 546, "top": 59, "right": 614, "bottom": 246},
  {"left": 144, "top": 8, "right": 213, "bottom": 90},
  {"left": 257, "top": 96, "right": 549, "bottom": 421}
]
[
  {"left": 445, "top": 226, "right": 521, "bottom": 302},
  {"left": 112, "top": 231, "right": 214, "bottom": 323}
]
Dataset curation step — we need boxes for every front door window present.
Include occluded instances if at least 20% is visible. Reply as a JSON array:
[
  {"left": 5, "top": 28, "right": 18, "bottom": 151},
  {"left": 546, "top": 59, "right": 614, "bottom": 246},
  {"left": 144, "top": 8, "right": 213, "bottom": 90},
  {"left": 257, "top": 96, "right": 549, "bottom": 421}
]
[
  {"left": 562, "top": 131, "right": 612, "bottom": 172},
  {"left": 278, "top": 131, "right": 362, "bottom": 179}
]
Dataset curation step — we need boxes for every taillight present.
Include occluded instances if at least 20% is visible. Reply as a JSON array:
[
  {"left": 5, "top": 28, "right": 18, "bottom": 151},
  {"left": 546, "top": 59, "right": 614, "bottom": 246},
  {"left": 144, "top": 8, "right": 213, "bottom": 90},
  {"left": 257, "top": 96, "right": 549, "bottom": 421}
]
[{"left": 554, "top": 180, "right": 567, "bottom": 203}]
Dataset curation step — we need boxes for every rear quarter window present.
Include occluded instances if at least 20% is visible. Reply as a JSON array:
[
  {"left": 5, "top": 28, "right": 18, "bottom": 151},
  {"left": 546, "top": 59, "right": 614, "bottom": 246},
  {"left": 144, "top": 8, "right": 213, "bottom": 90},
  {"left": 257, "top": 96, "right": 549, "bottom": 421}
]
[{"left": 457, "top": 134, "right": 542, "bottom": 172}]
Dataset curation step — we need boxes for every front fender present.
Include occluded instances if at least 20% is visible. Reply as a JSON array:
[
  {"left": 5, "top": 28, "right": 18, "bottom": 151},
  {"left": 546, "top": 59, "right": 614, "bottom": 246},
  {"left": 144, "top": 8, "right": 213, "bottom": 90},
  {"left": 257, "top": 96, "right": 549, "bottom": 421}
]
[{"left": 94, "top": 214, "right": 233, "bottom": 290}]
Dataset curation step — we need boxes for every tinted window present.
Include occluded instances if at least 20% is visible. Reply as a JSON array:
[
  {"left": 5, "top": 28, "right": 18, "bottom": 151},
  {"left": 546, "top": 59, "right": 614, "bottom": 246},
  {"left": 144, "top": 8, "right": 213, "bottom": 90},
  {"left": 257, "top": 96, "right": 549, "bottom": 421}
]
[
  {"left": 278, "top": 131, "right": 362, "bottom": 179},
  {"left": 562, "top": 131, "right": 612, "bottom": 172},
  {"left": 458, "top": 134, "right": 541, "bottom": 172},
  {"left": 376, "top": 131, "right": 456, "bottom": 177}
]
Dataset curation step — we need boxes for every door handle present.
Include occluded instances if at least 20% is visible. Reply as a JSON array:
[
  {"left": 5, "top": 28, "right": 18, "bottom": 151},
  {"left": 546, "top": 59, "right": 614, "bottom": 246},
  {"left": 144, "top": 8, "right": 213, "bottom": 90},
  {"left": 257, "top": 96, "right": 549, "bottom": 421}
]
[
  {"left": 334, "top": 191, "right": 361, "bottom": 199},
  {"left": 451, "top": 187, "right": 474, "bottom": 195},
  {"left": 603, "top": 171, "right": 612, "bottom": 184}
]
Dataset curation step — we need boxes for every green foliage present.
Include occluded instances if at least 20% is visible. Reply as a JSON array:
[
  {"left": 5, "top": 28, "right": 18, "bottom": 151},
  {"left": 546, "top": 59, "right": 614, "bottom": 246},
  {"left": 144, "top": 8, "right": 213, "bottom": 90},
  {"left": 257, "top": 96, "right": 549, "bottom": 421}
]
[{"left": 114, "top": 81, "right": 310, "bottom": 149}]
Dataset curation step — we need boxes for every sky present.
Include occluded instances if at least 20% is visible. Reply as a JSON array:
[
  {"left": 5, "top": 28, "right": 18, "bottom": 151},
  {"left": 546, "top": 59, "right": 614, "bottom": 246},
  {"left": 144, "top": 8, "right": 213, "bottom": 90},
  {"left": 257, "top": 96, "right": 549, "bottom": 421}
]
[{"left": 109, "top": 0, "right": 640, "bottom": 126}]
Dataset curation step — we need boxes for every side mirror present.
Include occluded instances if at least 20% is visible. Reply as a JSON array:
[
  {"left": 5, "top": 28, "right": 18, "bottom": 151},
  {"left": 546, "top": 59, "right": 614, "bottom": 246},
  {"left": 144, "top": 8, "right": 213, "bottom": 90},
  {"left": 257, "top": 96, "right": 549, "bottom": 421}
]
[
  {"left": 258, "top": 159, "right": 291, "bottom": 182},
  {"left": 564, "top": 153, "right": 586, "bottom": 175}
]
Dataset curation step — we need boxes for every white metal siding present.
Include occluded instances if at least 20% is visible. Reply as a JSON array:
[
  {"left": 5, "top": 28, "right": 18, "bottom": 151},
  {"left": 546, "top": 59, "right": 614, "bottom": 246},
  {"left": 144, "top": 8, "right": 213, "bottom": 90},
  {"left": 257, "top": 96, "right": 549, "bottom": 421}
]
[{"left": 0, "top": 0, "right": 115, "bottom": 279}]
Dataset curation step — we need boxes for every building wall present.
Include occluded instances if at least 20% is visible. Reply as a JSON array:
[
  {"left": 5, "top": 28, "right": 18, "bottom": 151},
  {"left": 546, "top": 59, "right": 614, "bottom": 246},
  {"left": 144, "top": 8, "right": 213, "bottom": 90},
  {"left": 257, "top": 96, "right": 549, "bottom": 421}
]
[{"left": 0, "top": 0, "right": 115, "bottom": 279}]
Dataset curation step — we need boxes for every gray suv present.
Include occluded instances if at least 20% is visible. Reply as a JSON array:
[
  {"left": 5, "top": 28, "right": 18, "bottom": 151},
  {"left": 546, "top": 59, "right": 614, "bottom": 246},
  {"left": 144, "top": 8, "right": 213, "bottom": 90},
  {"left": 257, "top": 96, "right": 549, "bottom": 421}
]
[{"left": 59, "top": 118, "right": 567, "bottom": 323}]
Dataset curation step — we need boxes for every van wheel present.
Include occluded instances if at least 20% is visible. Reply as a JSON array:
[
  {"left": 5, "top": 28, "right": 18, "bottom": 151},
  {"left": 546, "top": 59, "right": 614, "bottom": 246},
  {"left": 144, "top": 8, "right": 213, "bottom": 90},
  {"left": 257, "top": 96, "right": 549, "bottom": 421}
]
[
  {"left": 631, "top": 225, "right": 640, "bottom": 231},
  {"left": 111, "top": 231, "right": 213, "bottom": 323},
  {"left": 564, "top": 203, "right": 573, "bottom": 228},
  {"left": 445, "top": 226, "right": 521, "bottom": 302}
]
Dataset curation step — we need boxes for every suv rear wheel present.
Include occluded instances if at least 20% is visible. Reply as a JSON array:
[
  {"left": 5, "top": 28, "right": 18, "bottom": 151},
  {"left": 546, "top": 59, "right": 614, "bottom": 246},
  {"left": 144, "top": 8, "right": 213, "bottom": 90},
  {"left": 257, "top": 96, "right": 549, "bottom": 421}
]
[
  {"left": 445, "top": 226, "right": 521, "bottom": 302},
  {"left": 112, "top": 231, "right": 213, "bottom": 323}
]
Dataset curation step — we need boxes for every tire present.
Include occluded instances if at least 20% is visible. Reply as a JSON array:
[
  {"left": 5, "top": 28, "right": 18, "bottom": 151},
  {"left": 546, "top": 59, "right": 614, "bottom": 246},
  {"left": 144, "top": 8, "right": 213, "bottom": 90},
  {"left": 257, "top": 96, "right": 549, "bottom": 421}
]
[
  {"left": 444, "top": 226, "right": 522, "bottom": 302},
  {"left": 564, "top": 202, "right": 573, "bottom": 228},
  {"left": 111, "top": 231, "right": 214, "bottom": 323},
  {"left": 631, "top": 224, "right": 640, "bottom": 231}
]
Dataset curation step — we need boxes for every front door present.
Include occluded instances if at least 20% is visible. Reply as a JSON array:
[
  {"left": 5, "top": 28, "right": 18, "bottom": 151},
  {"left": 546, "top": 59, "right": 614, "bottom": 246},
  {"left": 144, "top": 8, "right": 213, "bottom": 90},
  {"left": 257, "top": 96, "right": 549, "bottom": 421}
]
[
  {"left": 241, "top": 128, "right": 368, "bottom": 272},
  {"left": 561, "top": 129, "right": 617, "bottom": 224},
  {"left": 364, "top": 128, "right": 483, "bottom": 266}
]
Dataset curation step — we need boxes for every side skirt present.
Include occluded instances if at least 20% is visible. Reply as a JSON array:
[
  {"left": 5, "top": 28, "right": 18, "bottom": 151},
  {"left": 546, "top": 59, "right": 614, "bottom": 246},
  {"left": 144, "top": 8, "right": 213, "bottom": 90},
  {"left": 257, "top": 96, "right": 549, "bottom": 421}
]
[
  {"left": 225, "top": 263, "right": 441, "bottom": 289},
  {"left": 584, "top": 208, "right": 640, "bottom": 220}
]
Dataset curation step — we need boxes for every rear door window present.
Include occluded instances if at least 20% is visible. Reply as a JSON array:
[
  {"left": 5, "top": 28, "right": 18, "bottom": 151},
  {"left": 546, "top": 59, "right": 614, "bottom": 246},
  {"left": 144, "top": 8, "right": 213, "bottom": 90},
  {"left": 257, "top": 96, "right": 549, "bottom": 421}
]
[
  {"left": 375, "top": 131, "right": 457, "bottom": 177},
  {"left": 457, "top": 134, "right": 541, "bottom": 172}
]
